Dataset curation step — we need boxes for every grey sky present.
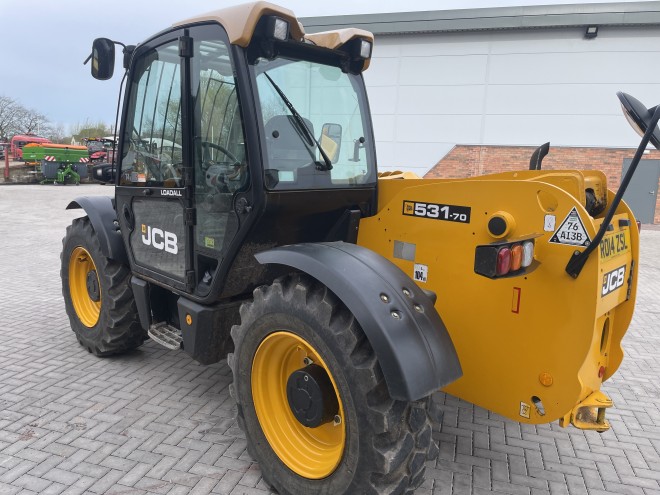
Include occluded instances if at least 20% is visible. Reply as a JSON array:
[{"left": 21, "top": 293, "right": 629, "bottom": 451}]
[{"left": 0, "top": 0, "right": 643, "bottom": 133}]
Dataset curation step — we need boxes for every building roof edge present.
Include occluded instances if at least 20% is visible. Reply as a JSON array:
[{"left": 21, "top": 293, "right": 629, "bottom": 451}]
[{"left": 300, "top": 2, "right": 660, "bottom": 34}]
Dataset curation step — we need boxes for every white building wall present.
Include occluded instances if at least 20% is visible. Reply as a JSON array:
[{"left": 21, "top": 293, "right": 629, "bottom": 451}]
[{"left": 364, "top": 26, "right": 660, "bottom": 175}]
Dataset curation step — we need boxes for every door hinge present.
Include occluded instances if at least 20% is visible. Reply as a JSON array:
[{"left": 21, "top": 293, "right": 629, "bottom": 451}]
[
  {"left": 184, "top": 208, "right": 196, "bottom": 226},
  {"left": 182, "top": 168, "right": 193, "bottom": 184},
  {"left": 185, "top": 270, "right": 196, "bottom": 288},
  {"left": 179, "top": 36, "right": 193, "bottom": 58}
]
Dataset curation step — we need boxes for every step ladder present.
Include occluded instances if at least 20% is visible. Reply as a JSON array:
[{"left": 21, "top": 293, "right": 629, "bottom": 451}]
[{"left": 148, "top": 321, "right": 183, "bottom": 350}]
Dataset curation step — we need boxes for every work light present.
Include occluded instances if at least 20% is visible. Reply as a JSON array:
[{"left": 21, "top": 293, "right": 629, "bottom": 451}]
[
  {"left": 359, "top": 39, "right": 372, "bottom": 59},
  {"left": 267, "top": 16, "right": 289, "bottom": 41}
]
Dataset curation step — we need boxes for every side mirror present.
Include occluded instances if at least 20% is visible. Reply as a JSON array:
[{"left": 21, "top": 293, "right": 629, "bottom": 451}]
[
  {"left": 91, "top": 38, "right": 115, "bottom": 80},
  {"left": 617, "top": 92, "right": 660, "bottom": 149},
  {"left": 320, "top": 123, "right": 342, "bottom": 163}
]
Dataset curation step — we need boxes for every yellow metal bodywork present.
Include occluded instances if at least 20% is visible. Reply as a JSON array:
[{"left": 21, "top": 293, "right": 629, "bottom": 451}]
[
  {"left": 251, "top": 331, "right": 346, "bottom": 479},
  {"left": 357, "top": 171, "right": 639, "bottom": 428}
]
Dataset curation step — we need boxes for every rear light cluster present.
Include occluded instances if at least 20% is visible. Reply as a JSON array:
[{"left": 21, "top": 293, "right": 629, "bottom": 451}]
[{"left": 475, "top": 239, "right": 536, "bottom": 278}]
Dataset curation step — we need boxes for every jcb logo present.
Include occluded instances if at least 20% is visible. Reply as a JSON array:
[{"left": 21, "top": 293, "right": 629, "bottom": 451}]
[
  {"left": 141, "top": 224, "right": 178, "bottom": 254},
  {"left": 601, "top": 265, "right": 626, "bottom": 297}
]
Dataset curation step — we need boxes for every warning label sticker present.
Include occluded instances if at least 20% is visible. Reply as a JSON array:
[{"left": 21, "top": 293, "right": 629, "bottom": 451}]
[
  {"left": 519, "top": 401, "right": 531, "bottom": 419},
  {"left": 543, "top": 214, "right": 556, "bottom": 232},
  {"left": 413, "top": 264, "right": 428, "bottom": 283},
  {"left": 549, "top": 207, "right": 591, "bottom": 247}
]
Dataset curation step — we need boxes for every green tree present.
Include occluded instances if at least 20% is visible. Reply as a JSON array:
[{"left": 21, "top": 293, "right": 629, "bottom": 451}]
[{"left": 70, "top": 120, "right": 113, "bottom": 141}]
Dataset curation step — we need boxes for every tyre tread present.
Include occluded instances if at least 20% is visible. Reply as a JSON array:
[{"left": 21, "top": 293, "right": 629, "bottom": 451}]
[
  {"left": 61, "top": 216, "right": 144, "bottom": 356},
  {"left": 230, "top": 274, "right": 439, "bottom": 495}
]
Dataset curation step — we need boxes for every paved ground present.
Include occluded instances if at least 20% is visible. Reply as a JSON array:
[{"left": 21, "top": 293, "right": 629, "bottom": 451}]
[{"left": 0, "top": 184, "right": 658, "bottom": 495}]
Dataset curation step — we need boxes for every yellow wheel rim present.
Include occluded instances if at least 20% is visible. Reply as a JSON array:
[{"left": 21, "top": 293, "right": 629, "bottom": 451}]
[
  {"left": 68, "top": 246, "right": 101, "bottom": 328},
  {"left": 252, "top": 331, "right": 346, "bottom": 479}
]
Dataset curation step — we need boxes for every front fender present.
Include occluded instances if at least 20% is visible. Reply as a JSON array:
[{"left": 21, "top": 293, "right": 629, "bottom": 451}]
[
  {"left": 66, "top": 196, "right": 127, "bottom": 265},
  {"left": 255, "top": 241, "right": 462, "bottom": 401}
]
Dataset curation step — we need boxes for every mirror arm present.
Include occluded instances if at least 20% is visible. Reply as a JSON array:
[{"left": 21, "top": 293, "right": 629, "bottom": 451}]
[
  {"left": 565, "top": 104, "right": 660, "bottom": 278},
  {"left": 350, "top": 137, "right": 365, "bottom": 162}
]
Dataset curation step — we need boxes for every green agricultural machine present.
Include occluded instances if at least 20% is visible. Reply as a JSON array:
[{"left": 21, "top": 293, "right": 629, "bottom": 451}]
[{"left": 22, "top": 143, "right": 90, "bottom": 184}]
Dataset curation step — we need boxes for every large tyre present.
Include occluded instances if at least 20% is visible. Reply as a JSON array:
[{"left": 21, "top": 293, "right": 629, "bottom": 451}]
[
  {"left": 61, "top": 216, "right": 145, "bottom": 356},
  {"left": 229, "top": 274, "right": 440, "bottom": 495}
]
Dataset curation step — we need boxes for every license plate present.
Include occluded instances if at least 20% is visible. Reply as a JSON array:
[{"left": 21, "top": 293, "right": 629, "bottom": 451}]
[{"left": 599, "top": 229, "right": 630, "bottom": 262}]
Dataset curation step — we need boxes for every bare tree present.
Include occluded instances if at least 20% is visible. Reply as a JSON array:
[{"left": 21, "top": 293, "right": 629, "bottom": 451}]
[
  {"left": 0, "top": 96, "right": 52, "bottom": 139},
  {"left": 47, "top": 123, "right": 67, "bottom": 144},
  {"left": 0, "top": 96, "right": 21, "bottom": 140},
  {"left": 15, "top": 107, "right": 50, "bottom": 135}
]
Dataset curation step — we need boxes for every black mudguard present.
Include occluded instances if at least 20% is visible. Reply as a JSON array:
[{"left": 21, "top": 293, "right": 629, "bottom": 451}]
[
  {"left": 66, "top": 196, "right": 128, "bottom": 265},
  {"left": 255, "top": 241, "right": 463, "bottom": 401}
]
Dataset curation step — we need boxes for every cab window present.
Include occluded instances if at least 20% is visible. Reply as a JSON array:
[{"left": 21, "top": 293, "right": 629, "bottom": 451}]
[
  {"left": 120, "top": 41, "right": 183, "bottom": 187},
  {"left": 252, "top": 57, "right": 376, "bottom": 190},
  {"left": 192, "top": 36, "right": 248, "bottom": 255}
]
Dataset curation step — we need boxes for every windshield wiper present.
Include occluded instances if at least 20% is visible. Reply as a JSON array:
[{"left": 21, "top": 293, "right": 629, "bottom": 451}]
[{"left": 263, "top": 72, "right": 333, "bottom": 171}]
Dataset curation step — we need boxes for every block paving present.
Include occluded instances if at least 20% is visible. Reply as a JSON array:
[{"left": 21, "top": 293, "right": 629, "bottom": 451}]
[{"left": 0, "top": 184, "right": 658, "bottom": 495}]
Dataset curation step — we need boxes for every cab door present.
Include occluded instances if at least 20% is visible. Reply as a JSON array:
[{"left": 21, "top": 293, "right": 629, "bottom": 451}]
[
  {"left": 115, "top": 30, "right": 192, "bottom": 292},
  {"left": 115, "top": 24, "right": 253, "bottom": 296},
  {"left": 188, "top": 25, "right": 251, "bottom": 297}
]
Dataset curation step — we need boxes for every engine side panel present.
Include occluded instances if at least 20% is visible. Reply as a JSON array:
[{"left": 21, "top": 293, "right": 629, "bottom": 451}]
[{"left": 357, "top": 174, "right": 638, "bottom": 425}]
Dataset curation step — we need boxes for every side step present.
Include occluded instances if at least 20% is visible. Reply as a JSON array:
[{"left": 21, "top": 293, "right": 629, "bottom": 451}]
[{"left": 148, "top": 322, "right": 183, "bottom": 350}]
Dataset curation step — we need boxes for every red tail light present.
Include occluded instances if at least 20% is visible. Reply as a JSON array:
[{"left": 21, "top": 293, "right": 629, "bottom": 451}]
[
  {"left": 474, "top": 237, "right": 537, "bottom": 279},
  {"left": 496, "top": 247, "right": 511, "bottom": 275}
]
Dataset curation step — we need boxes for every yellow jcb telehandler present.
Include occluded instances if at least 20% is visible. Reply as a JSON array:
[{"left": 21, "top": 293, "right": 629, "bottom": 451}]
[{"left": 62, "top": 2, "right": 654, "bottom": 493}]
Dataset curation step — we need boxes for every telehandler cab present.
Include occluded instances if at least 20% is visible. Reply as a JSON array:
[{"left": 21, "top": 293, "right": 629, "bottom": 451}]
[{"left": 63, "top": 2, "right": 653, "bottom": 493}]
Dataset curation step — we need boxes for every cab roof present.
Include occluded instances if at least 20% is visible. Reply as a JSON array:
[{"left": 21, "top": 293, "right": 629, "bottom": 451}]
[{"left": 174, "top": 1, "right": 374, "bottom": 69}]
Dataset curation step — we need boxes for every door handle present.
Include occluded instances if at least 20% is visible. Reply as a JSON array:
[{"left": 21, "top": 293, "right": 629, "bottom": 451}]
[{"left": 122, "top": 203, "right": 135, "bottom": 230}]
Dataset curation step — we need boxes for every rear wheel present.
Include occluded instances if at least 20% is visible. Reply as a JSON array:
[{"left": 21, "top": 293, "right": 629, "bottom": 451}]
[
  {"left": 229, "top": 274, "right": 439, "bottom": 495},
  {"left": 61, "top": 216, "right": 145, "bottom": 355}
]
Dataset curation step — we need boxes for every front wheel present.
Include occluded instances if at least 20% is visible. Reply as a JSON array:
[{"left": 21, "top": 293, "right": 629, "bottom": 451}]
[
  {"left": 61, "top": 216, "right": 145, "bottom": 355},
  {"left": 229, "top": 274, "right": 439, "bottom": 495}
]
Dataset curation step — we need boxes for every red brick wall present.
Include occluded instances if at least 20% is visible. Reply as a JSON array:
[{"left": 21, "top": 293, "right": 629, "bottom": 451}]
[{"left": 425, "top": 145, "right": 660, "bottom": 224}]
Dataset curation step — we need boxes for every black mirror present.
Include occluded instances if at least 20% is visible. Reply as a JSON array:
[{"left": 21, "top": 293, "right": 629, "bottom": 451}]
[
  {"left": 91, "top": 38, "right": 115, "bottom": 80},
  {"left": 617, "top": 92, "right": 660, "bottom": 150},
  {"left": 92, "top": 163, "right": 115, "bottom": 183},
  {"left": 320, "top": 123, "right": 342, "bottom": 163}
]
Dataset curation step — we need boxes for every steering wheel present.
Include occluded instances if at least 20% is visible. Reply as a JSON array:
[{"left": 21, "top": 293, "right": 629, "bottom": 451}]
[{"left": 201, "top": 141, "right": 240, "bottom": 167}]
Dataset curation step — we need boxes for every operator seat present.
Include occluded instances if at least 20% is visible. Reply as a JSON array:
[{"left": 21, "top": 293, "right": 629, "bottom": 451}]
[{"left": 264, "top": 115, "right": 314, "bottom": 171}]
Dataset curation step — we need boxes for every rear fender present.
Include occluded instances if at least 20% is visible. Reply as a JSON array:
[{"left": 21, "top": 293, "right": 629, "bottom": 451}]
[
  {"left": 255, "top": 241, "right": 463, "bottom": 401},
  {"left": 66, "top": 196, "right": 127, "bottom": 264}
]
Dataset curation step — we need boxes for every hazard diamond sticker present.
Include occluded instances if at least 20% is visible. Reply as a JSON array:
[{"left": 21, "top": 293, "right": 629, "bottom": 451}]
[{"left": 549, "top": 207, "right": 591, "bottom": 247}]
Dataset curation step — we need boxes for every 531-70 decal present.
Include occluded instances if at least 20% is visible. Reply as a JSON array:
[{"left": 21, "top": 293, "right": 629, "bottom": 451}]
[{"left": 403, "top": 201, "right": 471, "bottom": 224}]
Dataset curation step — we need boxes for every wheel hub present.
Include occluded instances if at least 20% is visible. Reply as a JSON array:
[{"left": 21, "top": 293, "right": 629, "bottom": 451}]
[
  {"left": 286, "top": 364, "right": 339, "bottom": 428},
  {"left": 86, "top": 270, "right": 100, "bottom": 302}
]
